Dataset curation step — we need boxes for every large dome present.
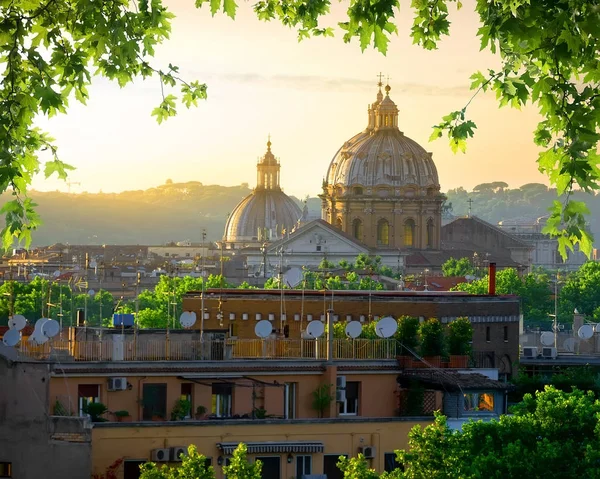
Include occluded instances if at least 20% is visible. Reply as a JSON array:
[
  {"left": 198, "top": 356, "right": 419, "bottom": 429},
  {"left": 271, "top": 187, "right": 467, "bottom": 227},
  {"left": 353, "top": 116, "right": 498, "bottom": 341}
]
[
  {"left": 325, "top": 85, "right": 439, "bottom": 192},
  {"left": 224, "top": 189, "right": 302, "bottom": 242},
  {"left": 223, "top": 139, "right": 303, "bottom": 245}
]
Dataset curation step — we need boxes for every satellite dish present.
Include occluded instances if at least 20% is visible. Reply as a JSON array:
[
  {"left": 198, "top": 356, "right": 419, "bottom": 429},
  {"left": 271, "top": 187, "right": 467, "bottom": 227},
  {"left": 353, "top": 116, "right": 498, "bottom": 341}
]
[
  {"left": 8, "top": 314, "right": 26, "bottom": 331},
  {"left": 375, "top": 316, "right": 398, "bottom": 338},
  {"left": 179, "top": 311, "right": 197, "bottom": 329},
  {"left": 578, "top": 324, "right": 594, "bottom": 340},
  {"left": 540, "top": 331, "right": 554, "bottom": 346},
  {"left": 306, "top": 320, "right": 324, "bottom": 338},
  {"left": 255, "top": 320, "right": 273, "bottom": 339},
  {"left": 345, "top": 321, "right": 362, "bottom": 339},
  {"left": 595, "top": 323, "right": 600, "bottom": 334},
  {"left": 2, "top": 329, "right": 20, "bottom": 347},
  {"left": 53, "top": 270, "right": 61, "bottom": 277},
  {"left": 42, "top": 319, "right": 60, "bottom": 338},
  {"left": 88, "top": 289, "right": 95, "bottom": 296},
  {"left": 29, "top": 331, "right": 48, "bottom": 345},
  {"left": 34, "top": 318, "right": 49, "bottom": 333}
]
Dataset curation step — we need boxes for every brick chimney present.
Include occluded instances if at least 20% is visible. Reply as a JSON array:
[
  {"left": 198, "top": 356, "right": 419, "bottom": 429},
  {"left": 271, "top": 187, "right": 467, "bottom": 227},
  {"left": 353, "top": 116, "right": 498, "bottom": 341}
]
[{"left": 488, "top": 262, "right": 496, "bottom": 295}]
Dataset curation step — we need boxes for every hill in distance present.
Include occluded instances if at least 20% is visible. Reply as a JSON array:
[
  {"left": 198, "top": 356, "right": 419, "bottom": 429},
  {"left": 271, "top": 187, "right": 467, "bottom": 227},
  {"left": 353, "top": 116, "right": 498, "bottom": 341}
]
[{"left": 2, "top": 180, "right": 598, "bottom": 247}]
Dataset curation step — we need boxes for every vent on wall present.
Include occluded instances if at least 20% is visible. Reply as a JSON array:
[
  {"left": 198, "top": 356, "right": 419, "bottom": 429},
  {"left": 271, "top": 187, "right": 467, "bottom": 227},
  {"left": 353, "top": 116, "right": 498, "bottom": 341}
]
[
  {"left": 359, "top": 446, "right": 376, "bottom": 459},
  {"left": 107, "top": 377, "right": 127, "bottom": 391},
  {"left": 171, "top": 446, "right": 187, "bottom": 462},
  {"left": 151, "top": 449, "right": 170, "bottom": 462}
]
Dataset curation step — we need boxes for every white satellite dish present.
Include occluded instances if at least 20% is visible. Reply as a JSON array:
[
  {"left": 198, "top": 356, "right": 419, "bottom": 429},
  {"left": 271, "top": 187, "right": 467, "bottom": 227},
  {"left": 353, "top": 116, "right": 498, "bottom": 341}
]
[
  {"left": 345, "top": 321, "right": 362, "bottom": 339},
  {"left": 255, "top": 320, "right": 273, "bottom": 338},
  {"left": 42, "top": 319, "right": 60, "bottom": 338},
  {"left": 179, "top": 311, "right": 197, "bottom": 329},
  {"left": 563, "top": 337, "right": 576, "bottom": 353},
  {"left": 3, "top": 329, "right": 20, "bottom": 347},
  {"left": 578, "top": 324, "right": 594, "bottom": 340},
  {"left": 29, "top": 331, "right": 48, "bottom": 345},
  {"left": 8, "top": 314, "right": 26, "bottom": 331},
  {"left": 375, "top": 316, "right": 398, "bottom": 338},
  {"left": 88, "top": 289, "right": 95, "bottom": 296},
  {"left": 540, "top": 331, "right": 554, "bottom": 346},
  {"left": 53, "top": 270, "right": 61, "bottom": 277},
  {"left": 34, "top": 318, "right": 49, "bottom": 333},
  {"left": 306, "top": 320, "right": 324, "bottom": 338}
]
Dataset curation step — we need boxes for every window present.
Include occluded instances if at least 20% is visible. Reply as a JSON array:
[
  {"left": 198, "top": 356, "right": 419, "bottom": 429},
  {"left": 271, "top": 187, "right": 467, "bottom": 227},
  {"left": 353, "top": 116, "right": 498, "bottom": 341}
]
[
  {"left": 0, "top": 462, "right": 12, "bottom": 478},
  {"left": 464, "top": 392, "right": 495, "bottom": 412},
  {"left": 353, "top": 187, "right": 363, "bottom": 195},
  {"left": 404, "top": 219, "right": 415, "bottom": 247},
  {"left": 142, "top": 383, "right": 167, "bottom": 420},
  {"left": 352, "top": 219, "right": 363, "bottom": 240},
  {"left": 503, "top": 326, "right": 508, "bottom": 342},
  {"left": 284, "top": 382, "right": 297, "bottom": 419},
  {"left": 426, "top": 218, "right": 434, "bottom": 248},
  {"left": 181, "top": 383, "right": 192, "bottom": 419},
  {"left": 486, "top": 326, "right": 491, "bottom": 342},
  {"left": 78, "top": 384, "right": 100, "bottom": 416},
  {"left": 339, "top": 381, "right": 359, "bottom": 415},
  {"left": 212, "top": 383, "right": 233, "bottom": 417},
  {"left": 316, "top": 245, "right": 321, "bottom": 252},
  {"left": 377, "top": 219, "right": 389, "bottom": 246},
  {"left": 384, "top": 453, "right": 401, "bottom": 473},
  {"left": 296, "top": 455, "right": 312, "bottom": 477}
]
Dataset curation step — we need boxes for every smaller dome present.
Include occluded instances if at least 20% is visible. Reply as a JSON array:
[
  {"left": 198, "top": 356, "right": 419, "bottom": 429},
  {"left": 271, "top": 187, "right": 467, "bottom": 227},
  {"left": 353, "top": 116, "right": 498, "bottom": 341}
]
[{"left": 224, "top": 190, "right": 302, "bottom": 242}]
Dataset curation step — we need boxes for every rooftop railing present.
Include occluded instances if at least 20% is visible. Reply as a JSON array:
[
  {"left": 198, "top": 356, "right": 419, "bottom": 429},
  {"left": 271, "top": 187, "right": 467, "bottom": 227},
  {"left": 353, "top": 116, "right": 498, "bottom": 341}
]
[{"left": 17, "top": 337, "right": 398, "bottom": 362}]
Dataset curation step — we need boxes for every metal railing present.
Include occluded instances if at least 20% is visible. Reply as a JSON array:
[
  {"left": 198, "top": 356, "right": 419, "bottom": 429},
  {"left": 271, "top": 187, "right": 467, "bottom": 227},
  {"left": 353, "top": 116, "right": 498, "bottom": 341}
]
[{"left": 17, "top": 338, "right": 398, "bottom": 362}]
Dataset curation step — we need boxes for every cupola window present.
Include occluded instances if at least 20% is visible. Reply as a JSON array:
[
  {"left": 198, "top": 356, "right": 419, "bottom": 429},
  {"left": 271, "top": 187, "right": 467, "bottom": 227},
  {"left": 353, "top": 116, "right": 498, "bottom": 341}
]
[
  {"left": 377, "top": 219, "right": 389, "bottom": 246},
  {"left": 352, "top": 219, "right": 363, "bottom": 240},
  {"left": 404, "top": 219, "right": 415, "bottom": 247},
  {"left": 426, "top": 218, "right": 434, "bottom": 248}
]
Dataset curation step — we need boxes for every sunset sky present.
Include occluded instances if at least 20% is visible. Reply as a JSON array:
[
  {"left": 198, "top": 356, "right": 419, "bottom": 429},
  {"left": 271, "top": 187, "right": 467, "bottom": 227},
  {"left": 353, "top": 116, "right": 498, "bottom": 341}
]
[{"left": 33, "top": 0, "right": 547, "bottom": 198}]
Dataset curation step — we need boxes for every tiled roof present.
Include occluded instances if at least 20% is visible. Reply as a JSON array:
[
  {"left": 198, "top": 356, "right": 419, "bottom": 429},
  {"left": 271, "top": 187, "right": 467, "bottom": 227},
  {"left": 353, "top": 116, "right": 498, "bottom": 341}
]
[{"left": 397, "top": 370, "right": 515, "bottom": 391}]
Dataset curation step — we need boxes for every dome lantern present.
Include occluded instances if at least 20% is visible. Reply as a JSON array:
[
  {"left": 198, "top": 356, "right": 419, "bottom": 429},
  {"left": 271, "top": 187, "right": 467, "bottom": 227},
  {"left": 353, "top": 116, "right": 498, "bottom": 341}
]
[{"left": 256, "top": 135, "right": 281, "bottom": 190}]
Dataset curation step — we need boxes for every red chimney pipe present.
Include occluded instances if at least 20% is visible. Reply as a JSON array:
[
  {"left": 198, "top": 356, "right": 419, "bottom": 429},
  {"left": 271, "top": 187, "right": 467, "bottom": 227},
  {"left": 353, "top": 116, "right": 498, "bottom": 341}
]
[{"left": 488, "top": 262, "right": 496, "bottom": 295}]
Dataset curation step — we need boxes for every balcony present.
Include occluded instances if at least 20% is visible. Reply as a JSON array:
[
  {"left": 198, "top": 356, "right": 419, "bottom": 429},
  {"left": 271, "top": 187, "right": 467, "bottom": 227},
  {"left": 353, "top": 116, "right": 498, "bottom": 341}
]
[{"left": 17, "top": 337, "right": 398, "bottom": 362}]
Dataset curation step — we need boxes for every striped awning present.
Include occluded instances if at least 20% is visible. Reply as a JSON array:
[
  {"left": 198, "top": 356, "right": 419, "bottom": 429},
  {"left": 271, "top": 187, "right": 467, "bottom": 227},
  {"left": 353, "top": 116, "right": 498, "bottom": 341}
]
[{"left": 217, "top": 441, "right": 324, "bottom": 455}]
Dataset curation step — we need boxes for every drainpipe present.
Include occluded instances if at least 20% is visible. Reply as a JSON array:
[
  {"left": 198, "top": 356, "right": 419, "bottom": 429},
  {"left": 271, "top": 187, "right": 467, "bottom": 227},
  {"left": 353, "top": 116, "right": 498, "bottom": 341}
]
[
  {"left": 326, "top": 309, "right": 333, "bottom": 363},
  {"left": 488, "top": 262, "right": 496, "bottom": 296}
]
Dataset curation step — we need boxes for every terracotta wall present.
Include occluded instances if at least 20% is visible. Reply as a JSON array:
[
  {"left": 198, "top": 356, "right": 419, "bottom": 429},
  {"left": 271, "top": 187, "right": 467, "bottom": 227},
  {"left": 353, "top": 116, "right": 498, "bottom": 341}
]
[{"left": 49, "top": 371, "right": 401, "bottom": 422}]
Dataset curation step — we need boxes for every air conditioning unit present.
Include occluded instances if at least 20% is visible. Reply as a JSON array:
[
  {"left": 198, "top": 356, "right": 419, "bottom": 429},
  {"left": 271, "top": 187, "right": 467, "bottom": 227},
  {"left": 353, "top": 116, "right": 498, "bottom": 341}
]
[
  {"left": 522, "top": 347, "right": 538, "bottom": 359},
  {"left": 360, "top": 446, "right": 376, "bottom": 459},
  {"left": 151, "top": 448, "right": 170, "bottom": 462},
  {"left": 542, "top": 347, "right": 558, "bottom": 359},
  {"left": 336, "top": 388, "right": 346, "bottom": 403},
  {"left": 171, "top": 446, "right": 187, "bottom": 462},
  {"left": 336, "top": 376, "right": 347, "bottom": 389},
  {"left": 107, "top": 377, "right": 127, "bottom": 391}
]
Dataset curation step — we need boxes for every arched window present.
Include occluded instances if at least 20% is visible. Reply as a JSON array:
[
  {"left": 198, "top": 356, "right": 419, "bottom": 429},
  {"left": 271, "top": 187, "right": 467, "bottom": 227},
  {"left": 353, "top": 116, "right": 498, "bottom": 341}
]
[
  {"left": 352, "top": 219, "right": 363, "bottom": 240},
  {"left": 426, "top": 218, "right": 434, "bottom": 248},
  {"left": 353, "top": 187, "right": 363, "bottom": 195},
  {"left": 336, "top": 217, "right": 343, "bottom": 230},
  {"left": 404, "top": 219, "right": 415, "bottom": 247},
  {"left": 377, "top": 219, "right": 389, "bottom": 246}
]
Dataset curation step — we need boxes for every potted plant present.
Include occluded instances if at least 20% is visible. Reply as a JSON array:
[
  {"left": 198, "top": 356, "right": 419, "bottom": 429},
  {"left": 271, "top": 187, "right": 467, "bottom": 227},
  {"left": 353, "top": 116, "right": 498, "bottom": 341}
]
[
  {"left": 312, "top": 384, "right": 334, "bottom": 418},
  {"left": 170, "top": 398, "right": 192, "bottom": 421},
  {"left": 418, "top": 318, "right": 445, "bottom": 367},
  {"left": 114, "top": 410, "right": 131, "bottom": 422},
  {"left": 253, "top": 407, "right": 268, "bottom": 419},
  {"left": 447, "top": 317, "right": 473, "bottom": 368},
  {"left": 83, "top": 402, "right": 108, "bottom": 422},
  {"left": 195, "top": 405, "right": 208, "bottom": 420},
  {"left": 396, "top": 316, "right": 420, "bottom": 367}
]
